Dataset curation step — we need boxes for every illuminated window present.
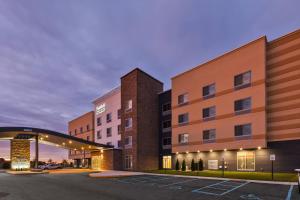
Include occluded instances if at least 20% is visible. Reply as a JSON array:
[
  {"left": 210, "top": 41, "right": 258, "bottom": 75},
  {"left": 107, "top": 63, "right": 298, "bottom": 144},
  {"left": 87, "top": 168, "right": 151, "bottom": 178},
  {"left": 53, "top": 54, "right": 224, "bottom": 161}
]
[
  {"left": 162, "top": 156, "right": 172, "bottom": 169},
  {"left": 125, "top": 155, "right": 133, "bottom": 169},
  {"left": 237, "top": 151, "right": 255, "bottom": 171}
]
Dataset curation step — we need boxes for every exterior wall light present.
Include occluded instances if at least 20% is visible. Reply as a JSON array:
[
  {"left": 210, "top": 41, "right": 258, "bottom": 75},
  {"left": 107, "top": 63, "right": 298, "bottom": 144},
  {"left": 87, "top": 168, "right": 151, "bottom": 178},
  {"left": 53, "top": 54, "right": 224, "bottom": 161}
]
[
  {"left": 45, "top": 135, "right": 49, "bottom": 138},
  {"left": 186, "top": 151, "right": 189, "bottom": 154},
  {"left": 224, "top": 149, "right": 227, "bottom": 152},
  {"left": 176, "top": 152, "right": 179, "bottom": 155},
  {"left": 69, "top": 141, "right": 72, "bottom": 144},
  {"left": 258, "top": 146, "right": 261, "bottom": 150},
  {"left": 210, "top": 149, "right": 213, "bottom": 152},
  {"left": 240, "top": 147, "right": 243, "bottom": 151},
  {"left": 62, "top": 142, "right": 65, "bottom": 146},
  {"left": 197, "top": 150, "right": 200, "bottom": 153}
]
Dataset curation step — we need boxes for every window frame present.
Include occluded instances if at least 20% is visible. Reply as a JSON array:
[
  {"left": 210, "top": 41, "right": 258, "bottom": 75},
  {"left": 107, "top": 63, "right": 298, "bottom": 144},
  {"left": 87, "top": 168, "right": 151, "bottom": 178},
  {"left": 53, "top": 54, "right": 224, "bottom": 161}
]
[
  {"left": 178, "top": 133, "right": 189, "bottom": 144},
  {"left": 202, "top": 129, "right": 216, "bottom": 143},
  {"left": 106, "top": 127, "right": 112, "bottom": 137},
  {"left": 178, "top": 113, "right": 189, "bottom": 125},
  {"left": 234, "top": 123, "right": 252, "bottom": 138},
  {"left": 234, "top": 97, "right": 252, "bottom": 114},
  {"left": 178, "top": 93, "right": 188, "bottom": 105},
  {"left": 234, "top": 71, "right": 252, "bottom": 90},
  {"left": 202, "top": 83, "right": 216, "bottom": 99},
  {"left": 202, "top": 106, "right": 216, "bottom": 120}
]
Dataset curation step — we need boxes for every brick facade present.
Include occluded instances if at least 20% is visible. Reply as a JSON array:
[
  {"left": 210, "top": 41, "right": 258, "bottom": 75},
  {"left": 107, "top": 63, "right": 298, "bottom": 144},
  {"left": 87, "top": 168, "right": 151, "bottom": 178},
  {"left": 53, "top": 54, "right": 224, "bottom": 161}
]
[{"left": 121, "top": 68, "right": 163, "bottom": 171}]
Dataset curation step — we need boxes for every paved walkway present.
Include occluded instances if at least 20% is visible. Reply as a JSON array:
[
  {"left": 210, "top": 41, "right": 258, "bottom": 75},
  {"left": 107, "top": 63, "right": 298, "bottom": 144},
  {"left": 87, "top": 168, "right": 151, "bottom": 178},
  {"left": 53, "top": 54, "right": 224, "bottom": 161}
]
[{"left": 89, "top": 170, "right": 145, "bottom": 178}]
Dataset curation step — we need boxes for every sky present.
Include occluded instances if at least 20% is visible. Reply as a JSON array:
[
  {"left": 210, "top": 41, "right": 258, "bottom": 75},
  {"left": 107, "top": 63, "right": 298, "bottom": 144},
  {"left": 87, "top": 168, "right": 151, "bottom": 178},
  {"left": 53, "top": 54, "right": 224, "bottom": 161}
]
[{"left": 0, "top": 0, "right": 300, "bottom": 161}]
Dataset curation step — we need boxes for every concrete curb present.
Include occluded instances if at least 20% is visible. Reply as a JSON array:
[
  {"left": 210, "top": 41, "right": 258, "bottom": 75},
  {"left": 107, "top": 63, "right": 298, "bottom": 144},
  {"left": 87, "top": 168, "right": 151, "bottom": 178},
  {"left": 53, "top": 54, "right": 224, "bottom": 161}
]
[
  {"left": 6, "top": 170, "right": 49, "bottom": 175},
  {"left": 89, "top": 171, "right": 145, "bottom": 178},
  {"left": 142, "top": 172, "right": 298, "bottom": 186}
]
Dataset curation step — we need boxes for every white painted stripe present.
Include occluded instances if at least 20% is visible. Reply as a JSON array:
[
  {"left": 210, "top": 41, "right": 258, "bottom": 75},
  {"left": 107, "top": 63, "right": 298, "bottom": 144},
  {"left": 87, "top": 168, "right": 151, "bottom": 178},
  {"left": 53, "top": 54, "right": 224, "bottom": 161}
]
[
  {"left": 207, "top": 186, "right": 228, "bottom": 191},
  {"left": 285, "top": 185, "right": 294, "bottom": 200},
  {"left": 192, "top": 180, "right": 229, "bottom": 193},
  {"left": 220, "top": 181, "right": 250, "bottom": 196},
  {"left": 159, "top": 179, "right": 198, "bottom": 187}
]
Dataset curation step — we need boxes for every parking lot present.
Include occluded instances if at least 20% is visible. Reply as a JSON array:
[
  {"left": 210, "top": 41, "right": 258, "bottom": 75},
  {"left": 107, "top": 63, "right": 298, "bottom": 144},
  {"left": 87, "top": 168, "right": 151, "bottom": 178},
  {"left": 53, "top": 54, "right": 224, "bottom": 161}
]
[{"left": 0, "top": 172, "right": 298, "bottom": 200}]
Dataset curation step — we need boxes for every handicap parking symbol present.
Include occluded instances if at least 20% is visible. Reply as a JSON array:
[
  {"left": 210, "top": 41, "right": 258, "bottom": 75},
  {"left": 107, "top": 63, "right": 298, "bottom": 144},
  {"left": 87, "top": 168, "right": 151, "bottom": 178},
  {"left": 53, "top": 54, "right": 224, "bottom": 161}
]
[{"left": 240, "top": 194, "right": 262, "bottom": 200}]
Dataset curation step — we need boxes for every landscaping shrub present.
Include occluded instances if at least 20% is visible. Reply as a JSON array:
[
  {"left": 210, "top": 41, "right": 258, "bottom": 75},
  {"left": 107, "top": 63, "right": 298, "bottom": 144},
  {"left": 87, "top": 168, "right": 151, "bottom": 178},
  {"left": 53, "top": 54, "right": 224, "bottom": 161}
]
[
  {"left": 175, "top": 159, "right": 180, "bottom": 171},
  {"left": 198, "top": 159, "right": 203, "bottom": 171},
  {"left": 191, "top": 159, "right": 195, "bottom": 171},
  {"left": 181, "top": 159, "right": 186, "bottom": 171}
]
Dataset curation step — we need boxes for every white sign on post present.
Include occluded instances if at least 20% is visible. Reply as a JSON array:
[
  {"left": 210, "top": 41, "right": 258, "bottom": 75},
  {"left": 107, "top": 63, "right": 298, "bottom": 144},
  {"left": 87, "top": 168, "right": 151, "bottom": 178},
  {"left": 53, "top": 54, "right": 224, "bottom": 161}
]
[{"left": 270, "top": 154, "right": 276, "bottom": 161}]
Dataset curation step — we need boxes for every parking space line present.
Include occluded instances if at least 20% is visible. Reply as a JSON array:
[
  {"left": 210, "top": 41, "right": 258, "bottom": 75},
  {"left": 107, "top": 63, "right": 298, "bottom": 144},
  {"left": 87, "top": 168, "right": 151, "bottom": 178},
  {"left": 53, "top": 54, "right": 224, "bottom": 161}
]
[
  {"left": 285, "top": 185, "right": 293, "bottom": 200},
  {"left": 220, "top": 181, "right": 249, "bottom": 196},
  {"left": 159, "top": 178, "right": 198, "bottom": 188},
  {"left": 207, "top": 186, "right": 228, "bottom": 191},
  {"left": 192, "top": 180, "right": 229, "bottom": 193}
]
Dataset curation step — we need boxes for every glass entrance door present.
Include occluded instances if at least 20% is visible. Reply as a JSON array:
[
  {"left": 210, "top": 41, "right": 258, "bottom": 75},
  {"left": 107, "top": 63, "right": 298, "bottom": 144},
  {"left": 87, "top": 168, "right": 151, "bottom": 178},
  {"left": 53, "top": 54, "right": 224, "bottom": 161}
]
[
  {"left": 162, "top": 156, "right": 172, "bottom": 169},
  {"left": 237, "top": 151, "right": 255, "bottom": 171},
  {"left": 91, "top": 156, "right": 101, "bottom": 170}
]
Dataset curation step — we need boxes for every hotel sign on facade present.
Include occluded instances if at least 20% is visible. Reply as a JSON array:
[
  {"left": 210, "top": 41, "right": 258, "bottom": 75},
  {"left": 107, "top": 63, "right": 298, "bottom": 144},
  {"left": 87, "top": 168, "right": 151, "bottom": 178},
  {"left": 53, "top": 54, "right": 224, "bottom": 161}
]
[{"left": 96, "top": 103, "right": 106, "bottom": 115}]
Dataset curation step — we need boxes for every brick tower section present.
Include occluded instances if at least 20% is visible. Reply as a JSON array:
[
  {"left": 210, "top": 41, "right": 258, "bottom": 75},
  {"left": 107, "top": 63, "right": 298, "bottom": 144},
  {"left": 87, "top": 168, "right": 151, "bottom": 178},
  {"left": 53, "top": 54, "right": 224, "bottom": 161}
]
[{"left": 121, "top": 68, "right": 163, "bottom": 171}]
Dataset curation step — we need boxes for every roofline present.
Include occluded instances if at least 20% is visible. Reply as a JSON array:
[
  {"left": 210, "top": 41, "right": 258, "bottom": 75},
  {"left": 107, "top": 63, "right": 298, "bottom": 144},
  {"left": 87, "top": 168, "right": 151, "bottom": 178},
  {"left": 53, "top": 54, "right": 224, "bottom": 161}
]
[
  {"left": 171, "top": 36, "right": 267, "bottom": 80},
  {"left": 268, "top": 28, "right": 300, "bottom": 44},
  {"left": 158, "top": 89, "right": 171, "bottom": 95},
  {"left": 121, "top": 67, "right": 164, "bottom": 85},
  {"left": 0, "top": 127, "right": 112, "bottom": 148},
  {"left": 68, "top": 111, "right": 94, "bottom": 124},
  {"left": 92, "top": 86, "right": 121, "bottom": 105}
]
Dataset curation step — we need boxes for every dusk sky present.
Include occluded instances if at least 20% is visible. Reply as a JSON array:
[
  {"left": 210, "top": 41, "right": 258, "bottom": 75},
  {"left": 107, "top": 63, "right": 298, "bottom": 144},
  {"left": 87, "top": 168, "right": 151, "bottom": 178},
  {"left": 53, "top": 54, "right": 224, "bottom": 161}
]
[{"left": 1, "top": 0, "right": 300, "bottom": 161}]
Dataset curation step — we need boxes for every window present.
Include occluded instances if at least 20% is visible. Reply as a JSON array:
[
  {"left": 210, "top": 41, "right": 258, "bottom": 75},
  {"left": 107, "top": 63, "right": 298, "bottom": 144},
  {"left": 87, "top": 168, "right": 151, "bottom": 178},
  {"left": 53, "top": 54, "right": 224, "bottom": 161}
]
[
  {"left": 106, "top": 127, "right": 112, "bottom": 137},
  {"left": 125, "top": 118, "right": 132, "bottom": 129},
  {"left": 125, "top": 155, "right": 133, "bottom": 169},
  {"left": 117, "top": 140, "right": 121, "bottom": 148},
  {"left": 87, "top": 136, "right": 90, "bottom": 141},
  {"left": 118, "top": 125, "right": 121, "bottom": 134},
  {"left": 69, "top": 131, "right": 72, "bottom": 135},
  {"left": 235, "top": 97, "right": 251, "bottom": 113},
  {"left": 162, "top": 156, "right": 172, "bottom": 169},
  {"left": 125, "top": 100, "right": 132, "bottom": 112},
  {"left": 97, "top": 117, "right": 102, "bottom": 126},
  {"left": 235, "top": 124, "right": 252, "bottom": 137},
  {"left": 96, "top": 130, "right": 102, "bottom": 139},
  {"left": 162, "top": 120, "right": 171, "bottom": 129},
  {"left": 125, "top": 136, "right": 132, "bottom": 147},
  {"left": 117, "top": 109, "right": 121, "bottom": 119},
  {"left": 80, "top": 127, "right": 83, "bottom": 133},
  {"left": 178, "top": 93, "right": 188, "bottom": 105},
  {"left": 106, "top": 113, "right": 112, "bottom": 123},
  {"left": 203, "top": 83, "right": 215, "bottom": 98},
  {"left": 202, "top": 106, "right": 216, "bottom": 120},
  {"left": 178, "top": 133, "right": 189, "bottom": 144},
  {"left": 203, "top": 129, "right": 216, "bottom": 143},
  {"left": 162, "top": 103, "right": 171, "bottom": 112},
  {"left": 75, "top": 129, "right": 77, "bottom": 135},
  {"left": 86, "top": 125, "right": 90, "bottom": 131},
  {"left": 163, "top": 137, "right": 171, "bottom": 146},
  {"left": 107, "top": 142, "right": 112, "bottom": 146},
  {"left": 234, "top": 71, "right": 251, "bottom": 89},
  {"left": 178, "top": 113, "right": 189, "bottom": 124},
  {"left": 237, "top": 151, "right": 255, "bottom": 171}
]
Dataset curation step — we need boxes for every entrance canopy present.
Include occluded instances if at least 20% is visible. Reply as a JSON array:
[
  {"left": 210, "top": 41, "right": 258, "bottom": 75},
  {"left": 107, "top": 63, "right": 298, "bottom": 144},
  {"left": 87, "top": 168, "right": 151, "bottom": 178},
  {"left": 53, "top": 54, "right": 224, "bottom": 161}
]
[{"left": 0, "top": 127, "right": 112, "bottom": 151}]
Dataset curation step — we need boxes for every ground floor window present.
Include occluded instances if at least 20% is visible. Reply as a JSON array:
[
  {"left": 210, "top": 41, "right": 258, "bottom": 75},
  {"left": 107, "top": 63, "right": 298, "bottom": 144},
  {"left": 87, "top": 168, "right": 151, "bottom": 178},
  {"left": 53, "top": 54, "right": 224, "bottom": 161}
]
[
  {"left": 125, "top": 155, "right": 133, "bottom": 169},
  {"left": 162, "top": 156, "right": 172, "bottom": 169},
  {"left": 237, "top": 151, "right": 255, "bottom": 171}
]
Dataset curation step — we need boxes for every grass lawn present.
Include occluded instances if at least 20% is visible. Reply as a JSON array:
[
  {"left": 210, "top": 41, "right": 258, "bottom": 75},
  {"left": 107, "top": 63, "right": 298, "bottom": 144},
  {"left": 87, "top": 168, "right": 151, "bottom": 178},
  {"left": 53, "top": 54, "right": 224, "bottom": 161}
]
[{"left": 146, "top": 169, "right": 298, "bottom": 182}]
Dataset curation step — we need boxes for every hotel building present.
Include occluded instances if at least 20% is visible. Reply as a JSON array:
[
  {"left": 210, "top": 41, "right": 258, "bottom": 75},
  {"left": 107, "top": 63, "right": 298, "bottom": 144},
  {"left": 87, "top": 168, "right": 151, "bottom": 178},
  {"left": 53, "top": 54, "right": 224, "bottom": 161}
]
[
  {"left": 172, "top": 29, "right": 300, "bottom": 172},
  {"left": 67, "top": 28, "right": 299, "bottom": 172},
  {"left": 68, "top": 111, "right": 95, "bottom": 168},
  {"left": 93, "top": 87, "right": 121, "bottom": 149}
]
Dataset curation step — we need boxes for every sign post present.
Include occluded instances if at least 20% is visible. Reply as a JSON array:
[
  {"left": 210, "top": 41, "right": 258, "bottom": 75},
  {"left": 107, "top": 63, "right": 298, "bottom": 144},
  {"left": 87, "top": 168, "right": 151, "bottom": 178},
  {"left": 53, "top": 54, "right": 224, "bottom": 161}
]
[{"left": 270, "top": 154, "right": 276, "bottom": 180}]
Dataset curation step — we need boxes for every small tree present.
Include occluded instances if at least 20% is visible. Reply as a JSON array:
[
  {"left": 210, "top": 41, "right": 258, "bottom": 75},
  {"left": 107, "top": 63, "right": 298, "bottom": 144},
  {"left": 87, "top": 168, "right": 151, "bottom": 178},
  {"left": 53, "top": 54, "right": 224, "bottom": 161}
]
[
  {"left": 181, "top": 159, "right": 186, "bottom": 171},
  {"left": 198, "top": 159, "right": 204, "bottom": 171},
  {"left": 191, "top": 159, "right": 195, "bottom": 171},
  {"left": 175, "top": 159, "right": 180, "bottom": 171}
]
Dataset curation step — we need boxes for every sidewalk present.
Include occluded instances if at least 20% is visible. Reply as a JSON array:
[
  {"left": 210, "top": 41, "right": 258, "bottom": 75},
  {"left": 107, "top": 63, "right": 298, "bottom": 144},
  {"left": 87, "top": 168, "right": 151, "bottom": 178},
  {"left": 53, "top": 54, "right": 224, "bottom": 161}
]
[
  {"left": 89, "top": 170, "right": 145, "bottom": 178},
  {"left": 142, "top": 172, "right": 298, "bottom": 186}
]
